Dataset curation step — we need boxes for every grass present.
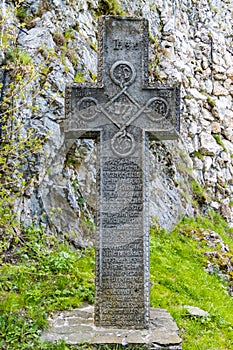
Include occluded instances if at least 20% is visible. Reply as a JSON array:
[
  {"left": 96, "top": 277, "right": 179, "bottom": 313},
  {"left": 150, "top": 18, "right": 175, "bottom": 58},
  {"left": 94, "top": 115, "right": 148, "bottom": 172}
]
[
  {"left": 150, "top": 213, "right": 233, "bottom": 350},
  {"left": 190, "top": 179, "right": 208, "bottom": 205},
  {"left": 0, "top": 226, "right": 95, "bottom": 349},
  {"left": 213, "top": 134, "right": 225, "bottom": 150},
  {"left": 0, "top": 213, "right": 233, "bottom": 349}
]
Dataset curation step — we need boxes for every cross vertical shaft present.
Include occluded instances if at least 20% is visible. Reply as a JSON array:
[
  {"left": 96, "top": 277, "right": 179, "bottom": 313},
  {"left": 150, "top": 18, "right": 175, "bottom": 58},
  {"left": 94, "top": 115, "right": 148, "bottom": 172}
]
[{"left": 64, "top": 16, "right": 180, "bottom": 329}]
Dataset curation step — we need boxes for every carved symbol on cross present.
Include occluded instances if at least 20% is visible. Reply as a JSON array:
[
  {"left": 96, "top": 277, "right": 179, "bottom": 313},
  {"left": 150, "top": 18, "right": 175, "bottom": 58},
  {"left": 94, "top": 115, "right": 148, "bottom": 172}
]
[
  {"left": 65, "top": 16, "right": 181, "bottom": 330},
  {"left": 77, "top": 61, "right": 171, "bottom": 157}
]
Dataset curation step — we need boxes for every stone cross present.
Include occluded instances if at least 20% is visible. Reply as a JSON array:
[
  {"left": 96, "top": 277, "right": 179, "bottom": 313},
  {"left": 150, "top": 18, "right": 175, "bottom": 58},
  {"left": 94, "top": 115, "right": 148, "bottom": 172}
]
[{"left": 64, "top": 16, "right": 180, "bottom": 329}]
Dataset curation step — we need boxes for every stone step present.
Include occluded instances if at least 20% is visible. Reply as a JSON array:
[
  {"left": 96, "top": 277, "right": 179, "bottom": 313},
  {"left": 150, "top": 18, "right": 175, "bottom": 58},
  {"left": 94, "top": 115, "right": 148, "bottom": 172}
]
[{"left": 41, "top": 305, "right": 182, "bottom": 349}]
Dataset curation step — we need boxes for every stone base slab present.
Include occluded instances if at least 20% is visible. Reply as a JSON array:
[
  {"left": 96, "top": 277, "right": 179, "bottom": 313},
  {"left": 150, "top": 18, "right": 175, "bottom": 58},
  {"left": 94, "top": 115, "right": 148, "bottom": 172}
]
[{"left": 41, "top": 305, "right": 182, "bottom": 349}]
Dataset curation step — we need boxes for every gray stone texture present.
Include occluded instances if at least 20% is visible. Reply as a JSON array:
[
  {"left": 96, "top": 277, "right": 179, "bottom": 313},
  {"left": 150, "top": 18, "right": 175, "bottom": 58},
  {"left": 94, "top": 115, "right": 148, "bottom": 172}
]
[
  {"left": 64, "top": 16, "right": 180, "bottom": 329},
  {"left": 3, "top": 0, "right": 233, "bottom": 242},
  {"left": 184, "top": 305, "right": 210, "bottom": 318},
  {"left": 41, "top": 305, "right": 182, "bottom": 350}
]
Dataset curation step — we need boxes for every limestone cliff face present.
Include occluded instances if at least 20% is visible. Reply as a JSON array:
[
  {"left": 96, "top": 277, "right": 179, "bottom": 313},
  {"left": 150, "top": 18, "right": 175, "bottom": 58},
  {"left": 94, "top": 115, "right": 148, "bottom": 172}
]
[{"left": 1, "top": 0, "right": 232, "bottom": 244}]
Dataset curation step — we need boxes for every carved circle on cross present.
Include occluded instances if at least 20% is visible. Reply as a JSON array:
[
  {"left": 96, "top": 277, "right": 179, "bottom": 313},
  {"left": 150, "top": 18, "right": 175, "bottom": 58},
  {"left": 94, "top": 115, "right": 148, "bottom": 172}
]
[
  {"left": 111, "top": 129, "right": 135, "bottom": 157},
  {"left": 110, "top": 60, "right": 136, "bottom": 87},
  {"left": 77, "top": 97, "right": 99, "bottom": 121},
  {"left": 145, "top": 97, "right": 169, "bottom": 121}
]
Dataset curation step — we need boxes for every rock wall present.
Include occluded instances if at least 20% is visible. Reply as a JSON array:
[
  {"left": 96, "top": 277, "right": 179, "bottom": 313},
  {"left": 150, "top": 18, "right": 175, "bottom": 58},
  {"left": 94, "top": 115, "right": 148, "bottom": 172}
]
[{"left": 1, "top": 0, "right": 233, "bottom": 244}]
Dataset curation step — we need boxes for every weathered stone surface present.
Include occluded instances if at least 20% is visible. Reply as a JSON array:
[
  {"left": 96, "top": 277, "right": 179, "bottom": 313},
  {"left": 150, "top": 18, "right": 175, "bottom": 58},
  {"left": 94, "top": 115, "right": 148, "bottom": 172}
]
[
  {"left": 18, "top": 27, "right": 55, "bottom": 49},
  {"left": 184, "top": 306, "right": 209, "bottom": 318},
  {"left": 199, "top": 132, "right": 223, "bottom": 156},
  {"left": 222, "top": 140, "right": 233, "bottom": 155},
  {"left": 221, "top": 203, "right": 233, "bottom": 222},
  {"left": 64, "top": 16, "right": 180, "bottom": 330},
  {"left": 223, "top": 128, "right": 233, "bottom": 142},
  {"left": 211, "top": 122, "right": 221, "bottom": 134},
  {"left": 3, "top": 0, "right": 233, "bottom": 238},
  {"left": 41, "top": 305, "right": 182, "bottom": 349},
  {"left": 213, "top": 82, "right": 228, "bottom": 96},
  {"left": 188, "top": 88, "right": 207, "bottom": 100},
  {"left": 149, "top": 140, "right": 193, "bottom": 230}
]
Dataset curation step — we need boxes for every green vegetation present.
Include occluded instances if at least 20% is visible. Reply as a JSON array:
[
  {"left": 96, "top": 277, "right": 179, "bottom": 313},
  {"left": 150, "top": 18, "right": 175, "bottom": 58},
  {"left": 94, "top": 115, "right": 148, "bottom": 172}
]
[
  {"left": 74, "top": 71, "right": 86, "bottom": 83},
  {"left": 0, "top": 2, "right": 49, "bottom": 239},
  {"left": 150, "top": 213, "right": 233, "bottom": 350},
  {"left": 0, "top": 226, "right": 95, "bottom": 349},
  {"left": 1, "top": 2, "right": 233, "bottom": 350},
  {"left": 71, "top": 346, "right": 145, "bottom": 350},
  {"left": 52, "top": 28, "right": 78, "bottom": 70},
  {"left": 87, "top": 39, "right": 98, "bottom": 53},
  {"left": 15, "top": 5, "right": 27, "bottom": 21},
  {"left": 0, "top": 6, "right": 94, "bottom": 349},
  {"left": 191, "top": 179, "right": 208, "bottom": 205},
  {"left": 192, "top": 150, "right": 204, "bottom": 159},
  {"left": 213, "top": 134, "right": 225, "bottom": 150},
  {"left": 148, "top": 35, "right": 165, "bottom": 83},
  {"left": 207, "top": 0, "right": 219, "bottom": 14},
  {"left": 95, "top": 0, "right": 125, "bottom": 16},
  {"left": 207, "top": 95, "right": 216, "bottom": 108},
  {"left": 1, "top": 213, "right": 232, "bottom": 349}
]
